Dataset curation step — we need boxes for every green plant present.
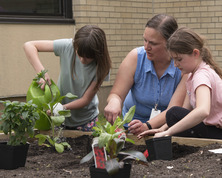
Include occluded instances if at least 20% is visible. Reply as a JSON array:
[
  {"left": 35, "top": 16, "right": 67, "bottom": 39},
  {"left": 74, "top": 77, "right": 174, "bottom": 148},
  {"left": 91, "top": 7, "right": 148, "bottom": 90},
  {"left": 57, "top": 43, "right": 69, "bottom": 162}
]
[
  {"left": 33, "top": 70, "right": 77, "bottom": 153},
  {"left": 0, "top": 100, "right": 40, "bottom": 146},
  {"left": 80, "top": 105, "right": 147, "bottom": 175}
]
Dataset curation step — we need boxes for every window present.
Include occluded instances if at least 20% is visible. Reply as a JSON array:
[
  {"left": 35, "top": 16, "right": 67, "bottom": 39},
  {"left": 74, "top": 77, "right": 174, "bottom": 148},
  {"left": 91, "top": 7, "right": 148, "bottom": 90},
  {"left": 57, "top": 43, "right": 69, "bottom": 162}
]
[{"left": 0, "top": 0, "right": 74, "bottom": 24}]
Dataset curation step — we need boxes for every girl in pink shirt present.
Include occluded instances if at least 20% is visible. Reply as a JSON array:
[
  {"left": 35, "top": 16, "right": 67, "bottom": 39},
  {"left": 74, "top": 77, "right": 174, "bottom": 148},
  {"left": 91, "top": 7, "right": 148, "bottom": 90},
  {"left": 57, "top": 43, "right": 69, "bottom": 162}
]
[{"left": 138, "top": 27, "right": 222, "bottom": 139}]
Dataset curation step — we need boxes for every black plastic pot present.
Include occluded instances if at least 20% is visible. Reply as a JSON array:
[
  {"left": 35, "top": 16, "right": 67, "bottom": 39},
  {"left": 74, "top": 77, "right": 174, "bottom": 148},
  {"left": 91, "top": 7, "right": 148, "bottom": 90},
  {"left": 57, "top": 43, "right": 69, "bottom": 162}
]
[
  {"left": 0, "top": 142, "right": 30, "bottom": 170},
  {"left": 145, "top": 136, "right": 172, "bottom": 161},
  {"left": 89, "top": 164, "right": 131, "bottom": 178}
]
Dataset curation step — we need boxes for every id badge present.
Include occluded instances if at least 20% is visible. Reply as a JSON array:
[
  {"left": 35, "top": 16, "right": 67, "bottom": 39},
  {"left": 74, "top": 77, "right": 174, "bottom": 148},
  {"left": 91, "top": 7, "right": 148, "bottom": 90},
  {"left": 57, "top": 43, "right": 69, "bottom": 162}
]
[{"left": 149, "top": 108, "right": 161, "bottom": 120}]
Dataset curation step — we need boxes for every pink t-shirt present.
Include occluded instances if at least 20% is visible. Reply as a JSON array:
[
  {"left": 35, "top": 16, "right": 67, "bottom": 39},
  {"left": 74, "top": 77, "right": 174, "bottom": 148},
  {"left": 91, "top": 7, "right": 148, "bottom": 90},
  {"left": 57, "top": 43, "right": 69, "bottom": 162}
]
[{"left": 186, "top": 61, "right": 222, "bottom": 127}]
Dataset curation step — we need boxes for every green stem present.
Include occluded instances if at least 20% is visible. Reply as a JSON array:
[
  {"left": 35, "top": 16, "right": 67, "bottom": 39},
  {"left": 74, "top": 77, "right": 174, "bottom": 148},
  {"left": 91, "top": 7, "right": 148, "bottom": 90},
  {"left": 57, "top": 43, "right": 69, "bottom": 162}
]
[
  {"left": 52, "top": 122, "right": 55, "bottom": 138},
  {"left": 43, "top": 78, "right": 54, "bottom": 101},
  {"left": 38, "top": 109, "right": 53, "bottom": 126}
]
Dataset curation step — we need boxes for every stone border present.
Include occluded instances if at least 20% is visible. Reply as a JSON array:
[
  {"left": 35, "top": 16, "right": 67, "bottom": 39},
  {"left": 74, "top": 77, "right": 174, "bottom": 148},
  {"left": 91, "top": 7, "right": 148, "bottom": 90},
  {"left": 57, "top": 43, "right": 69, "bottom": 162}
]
[{"left": 1, "top": 130, "right": 222, "bottom": 147}]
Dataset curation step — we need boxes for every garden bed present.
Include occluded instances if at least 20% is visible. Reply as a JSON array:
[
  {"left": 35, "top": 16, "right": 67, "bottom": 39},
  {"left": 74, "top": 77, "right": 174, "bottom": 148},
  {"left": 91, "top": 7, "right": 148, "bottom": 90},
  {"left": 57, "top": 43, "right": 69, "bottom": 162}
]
[{"left": 0, "top": 132, "right": 222, "bottom": 177}]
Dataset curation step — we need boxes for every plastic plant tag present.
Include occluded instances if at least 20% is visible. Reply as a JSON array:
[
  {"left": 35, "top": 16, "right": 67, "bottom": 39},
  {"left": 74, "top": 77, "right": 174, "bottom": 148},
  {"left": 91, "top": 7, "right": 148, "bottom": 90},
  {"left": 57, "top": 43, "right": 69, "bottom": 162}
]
[
  {"left": 143, "top": 149, "right": 149, "bottom": 158},
  {"left": 208, "top": 148, "right": 222, "bottom": 154},
  {"left": 92, "top": 137, "right": 107, "bottom": 169},
  {"left": 149, "top": 108, "right": 161, "bottom": 120}
]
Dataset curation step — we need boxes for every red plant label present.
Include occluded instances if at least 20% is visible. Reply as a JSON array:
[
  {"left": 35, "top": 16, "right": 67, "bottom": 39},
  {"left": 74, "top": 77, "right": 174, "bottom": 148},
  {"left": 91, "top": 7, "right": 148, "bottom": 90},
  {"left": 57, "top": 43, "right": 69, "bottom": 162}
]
[{"left": 92, "top": 146, "right": 107, "bottom": 169}]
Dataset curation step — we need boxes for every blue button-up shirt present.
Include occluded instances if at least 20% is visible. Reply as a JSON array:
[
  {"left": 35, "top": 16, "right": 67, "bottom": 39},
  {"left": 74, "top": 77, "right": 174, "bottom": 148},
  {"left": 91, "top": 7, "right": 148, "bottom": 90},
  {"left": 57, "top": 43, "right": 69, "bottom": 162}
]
[{"left": 122, "top": 46, "right": 181, "bottom": 126}]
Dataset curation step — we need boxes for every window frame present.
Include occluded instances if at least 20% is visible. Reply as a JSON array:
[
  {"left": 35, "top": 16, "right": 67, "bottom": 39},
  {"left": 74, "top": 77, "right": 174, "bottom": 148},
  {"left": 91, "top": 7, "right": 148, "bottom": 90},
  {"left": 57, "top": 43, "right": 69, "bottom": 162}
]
[{"left": 0, "top": 0, "right": 75, "bottom": 25}]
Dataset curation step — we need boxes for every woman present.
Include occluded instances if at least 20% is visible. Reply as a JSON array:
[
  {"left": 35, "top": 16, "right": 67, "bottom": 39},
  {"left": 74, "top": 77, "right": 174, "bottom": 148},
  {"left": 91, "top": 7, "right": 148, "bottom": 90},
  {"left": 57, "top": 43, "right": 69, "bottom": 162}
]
[
  {"left": 24, "top": 25, "right": 112, "bottom": 131},
  {"left": 104, "top": 14, "right": 187, "bottom": 135}
]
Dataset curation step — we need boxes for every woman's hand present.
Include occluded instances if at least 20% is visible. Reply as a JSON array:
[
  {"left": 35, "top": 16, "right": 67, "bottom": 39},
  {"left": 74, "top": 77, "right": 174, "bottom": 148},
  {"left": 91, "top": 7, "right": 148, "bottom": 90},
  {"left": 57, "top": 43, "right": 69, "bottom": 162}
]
[
  {"left": 104, "top": 97, "right": 122, "bottom": 125},
  {"left": 128, "top": 120, "right": 148, "bottom": 135},
  {"left": 104, "top": 49, "right": 138, "bottom": 124}
]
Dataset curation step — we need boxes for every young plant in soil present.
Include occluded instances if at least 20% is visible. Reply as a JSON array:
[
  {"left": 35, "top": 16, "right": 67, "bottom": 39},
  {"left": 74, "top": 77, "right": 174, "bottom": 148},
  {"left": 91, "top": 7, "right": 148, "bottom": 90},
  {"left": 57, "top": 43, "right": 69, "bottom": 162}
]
[
  {"left": 0, "top": 100, "right": 40, "bottom": 146},
  {"left": 80, "top": 105, "right": 148, "bottom": 175},
  {"left": 33, "top": 70, "right": 77, "bottom": 153}
]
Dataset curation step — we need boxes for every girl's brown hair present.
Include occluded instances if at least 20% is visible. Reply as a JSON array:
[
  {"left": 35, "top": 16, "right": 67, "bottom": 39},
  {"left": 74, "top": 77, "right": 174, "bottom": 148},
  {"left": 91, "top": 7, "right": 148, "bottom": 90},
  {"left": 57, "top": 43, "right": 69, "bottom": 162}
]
[
  {"left": 167, "top": 27, "right": 222, "bottom": 78},
  {"left": 72, "top": 25, "right": 112, "bottom": 90}
]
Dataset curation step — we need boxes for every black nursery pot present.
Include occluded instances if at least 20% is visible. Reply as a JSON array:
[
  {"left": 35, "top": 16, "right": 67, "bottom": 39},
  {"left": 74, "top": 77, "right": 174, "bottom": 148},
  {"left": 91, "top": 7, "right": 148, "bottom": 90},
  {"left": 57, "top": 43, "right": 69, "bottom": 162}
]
[
  {"left": 0, "top": 142, "right": 30, "bottom": 170},
  {"left": 145, "top": 136, "right": 172, "bottom": 161},
  {"left": 89, "top": 164, "right": 131, "bottom": 178}
]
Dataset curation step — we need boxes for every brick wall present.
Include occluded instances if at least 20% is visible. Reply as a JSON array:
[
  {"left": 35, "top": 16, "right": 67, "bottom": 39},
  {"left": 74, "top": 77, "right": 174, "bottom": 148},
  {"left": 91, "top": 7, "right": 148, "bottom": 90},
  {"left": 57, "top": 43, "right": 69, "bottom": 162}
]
[
  {"left": 158, "top": 0, "right": 222, "bottom": 66},
  {"left": 73, "top": 0, "right": 222, "bottom": 86}
]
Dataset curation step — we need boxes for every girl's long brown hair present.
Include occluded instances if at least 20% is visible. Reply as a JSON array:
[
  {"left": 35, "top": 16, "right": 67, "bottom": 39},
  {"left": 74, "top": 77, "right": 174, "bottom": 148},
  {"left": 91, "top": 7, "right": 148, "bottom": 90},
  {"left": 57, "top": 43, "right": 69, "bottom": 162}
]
[
  {"left": 167, "top": 27, "right": 222, "bottom": 78},
  {"left": 72, "top": 25, "right": 112, "bottom": 90}
]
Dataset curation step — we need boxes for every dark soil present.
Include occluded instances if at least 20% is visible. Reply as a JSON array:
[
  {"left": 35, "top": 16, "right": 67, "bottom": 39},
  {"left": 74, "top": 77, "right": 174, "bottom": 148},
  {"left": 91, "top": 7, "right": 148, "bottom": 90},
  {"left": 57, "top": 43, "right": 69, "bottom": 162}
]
[{"left": 0, "top": 135, "right": 222, "bottom": 178}]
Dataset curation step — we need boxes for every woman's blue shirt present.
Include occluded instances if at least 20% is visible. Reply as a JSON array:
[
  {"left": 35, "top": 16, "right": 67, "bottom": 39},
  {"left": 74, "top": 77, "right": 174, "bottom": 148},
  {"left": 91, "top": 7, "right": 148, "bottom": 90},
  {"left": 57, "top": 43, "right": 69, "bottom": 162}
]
[{"left": 122, "top": 46, "right": 181, "bottom": 126}]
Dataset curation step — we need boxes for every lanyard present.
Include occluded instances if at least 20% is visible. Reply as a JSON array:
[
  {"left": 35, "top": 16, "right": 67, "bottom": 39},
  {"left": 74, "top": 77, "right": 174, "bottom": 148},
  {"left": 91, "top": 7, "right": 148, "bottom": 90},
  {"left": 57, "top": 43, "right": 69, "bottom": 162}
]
[{"left": 152, "top": 76, "right": 168, "bottom": 110}]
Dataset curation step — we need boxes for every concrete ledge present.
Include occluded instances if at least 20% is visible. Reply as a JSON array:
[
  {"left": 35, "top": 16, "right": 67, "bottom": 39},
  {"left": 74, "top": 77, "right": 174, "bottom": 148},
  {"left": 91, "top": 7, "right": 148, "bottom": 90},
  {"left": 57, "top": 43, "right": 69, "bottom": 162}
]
[
  {"left": 1, "top": 130, "right": 222, "bottom": 147},
  {"left": 36, "top": 130, "right": 222, "bottom": 146},
  {"left": 171, "top": 136, "right": 222, "bottom": 147}
]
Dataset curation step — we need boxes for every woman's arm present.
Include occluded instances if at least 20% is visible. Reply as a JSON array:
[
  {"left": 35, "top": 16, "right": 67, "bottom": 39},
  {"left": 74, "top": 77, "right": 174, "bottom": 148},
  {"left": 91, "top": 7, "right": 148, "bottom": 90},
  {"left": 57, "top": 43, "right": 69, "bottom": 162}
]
[
  {"left": 155, "top": 85, "right": 211, "bottom": 137},
  {"left": 104, "top": 48, "right": 138, "bottom": 124},
  {"left": 63, "top": 81, "right": 98, "bottom": 110}
]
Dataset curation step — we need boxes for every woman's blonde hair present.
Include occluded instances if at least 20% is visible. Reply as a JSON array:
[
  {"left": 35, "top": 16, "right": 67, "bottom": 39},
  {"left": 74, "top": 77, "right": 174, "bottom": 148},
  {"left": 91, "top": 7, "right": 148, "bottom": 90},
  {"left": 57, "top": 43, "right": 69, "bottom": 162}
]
[
  {"left": 72, "top": 25, "right": 112, "bottom": 90},
  {"left": 167, "top": 27, "right": 222, "bottom": 78}
]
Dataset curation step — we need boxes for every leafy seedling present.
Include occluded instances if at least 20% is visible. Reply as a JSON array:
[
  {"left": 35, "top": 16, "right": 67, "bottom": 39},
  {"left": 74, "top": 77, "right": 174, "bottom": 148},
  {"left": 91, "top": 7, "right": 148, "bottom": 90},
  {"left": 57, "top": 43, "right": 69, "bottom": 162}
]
[{"left": 33, "top": 70, "right": 77, "bottom": 153}]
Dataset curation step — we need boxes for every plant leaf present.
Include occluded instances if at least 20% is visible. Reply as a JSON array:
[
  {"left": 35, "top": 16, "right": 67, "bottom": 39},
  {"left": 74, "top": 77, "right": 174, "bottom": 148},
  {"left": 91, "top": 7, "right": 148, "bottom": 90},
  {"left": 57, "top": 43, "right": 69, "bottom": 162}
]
[
  {"left": 60, "top": 142, "right": 71, "bottom": 148},
  {"left": 65, "top": 92, "right": 78, "bottom": 99},
  {"left": 125, "top": 137, "right": 135, "bottom": 144},
  {"left": 119, "top": 105, "right": 136, "bottom": 128},
  {"left": 119, "top": 150, "right": 147, "bottom": 162},
  {"left": 58, "top": 93, "right": 78, "bottom": 102},
  {"left": 98, "top": 132, "right": 112, "bottom": 148},
  {"left": 58, "top": 110, "right": 71, "bottom": 117},
  {"left": 105, "top": 158, "right": 119, "bottom": 175},
  {"left": 110, "top": 117, "right": 122, "bottom": 134},
  {"left": 55, "top": 143, "right": 64, "bottom": 153},
  {"left": 80, "top": 151, "right": 93, "bottom": 164},
  {"left": 35, "top": 134, "right": 48, "bottom": 145},
  {"left": 113, "top": 138, "right": 125, "bottom": 155},
  {"left": 51, "top": 115, "right": 65, "bottom": 126}
]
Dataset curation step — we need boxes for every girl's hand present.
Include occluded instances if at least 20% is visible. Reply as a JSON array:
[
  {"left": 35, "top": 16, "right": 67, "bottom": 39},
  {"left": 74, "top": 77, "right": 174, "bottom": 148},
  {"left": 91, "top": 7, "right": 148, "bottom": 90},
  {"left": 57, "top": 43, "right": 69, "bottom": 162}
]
[
  {"left": 154, "top": 131, "right": 170, "bottom": 138},
  {"left": 38, "top": 73, "right": 51, "bottom": 90},
  {"left": 137, "top": 128, "right": 162, "bottom": 139},
  {"left": 128, "top": 120, "right": 147, "bottom": 135}
]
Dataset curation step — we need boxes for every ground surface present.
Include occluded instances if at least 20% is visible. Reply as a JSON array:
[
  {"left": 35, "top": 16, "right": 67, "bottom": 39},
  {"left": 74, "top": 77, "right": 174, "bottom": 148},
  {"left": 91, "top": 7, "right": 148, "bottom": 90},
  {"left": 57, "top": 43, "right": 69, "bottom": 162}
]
[{"left": 0, "top": 135, "right": 222, "bottom": 178}]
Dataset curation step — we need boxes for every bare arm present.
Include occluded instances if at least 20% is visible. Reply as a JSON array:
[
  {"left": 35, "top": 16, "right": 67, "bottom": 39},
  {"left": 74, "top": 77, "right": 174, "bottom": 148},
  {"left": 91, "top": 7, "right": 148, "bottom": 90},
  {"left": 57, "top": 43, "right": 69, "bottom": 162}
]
[
  {"left": 149, "top": 74, "right": 188, "bottom": 127},
  {"left": 130, "top": 74, "right": 188, "bottom": 136},
  {"left": 104, "top": 48, "right": 138, "bottom": 124},
  {"left": 23, "top": 40, "right": 54, "bottom": 87},
  {"left": 155, "top": 85, "right": 211, "bottom": 137},
  {"left": 182, "top": 92, "right": 192, "bottom": 110},
  {"left": 63, "top": 81, "right": 98, "bottom": 110},
  {"left": 24, "top": 40, "right": 99, "bottom": 110}
]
